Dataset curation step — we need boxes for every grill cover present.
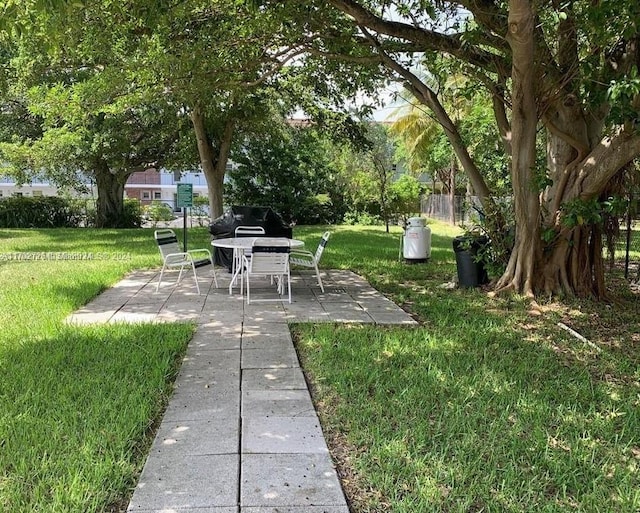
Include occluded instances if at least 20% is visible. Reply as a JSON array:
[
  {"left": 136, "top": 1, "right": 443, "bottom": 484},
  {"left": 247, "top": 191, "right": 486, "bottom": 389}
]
[{"left": 209, "top": 206, "right": 292, "bottom": 269}]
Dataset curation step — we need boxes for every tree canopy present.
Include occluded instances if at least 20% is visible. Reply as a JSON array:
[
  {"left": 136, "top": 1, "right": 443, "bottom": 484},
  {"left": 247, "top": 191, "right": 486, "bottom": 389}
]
[
  {"left": 264, "top": 0, "right": 640, "bottom": 298},
  {"left": 2, "top": 0, "right": 639, "bottom": 298}
]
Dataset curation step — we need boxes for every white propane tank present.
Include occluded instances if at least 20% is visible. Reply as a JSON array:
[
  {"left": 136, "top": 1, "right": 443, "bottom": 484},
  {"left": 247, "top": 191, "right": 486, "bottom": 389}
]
[{"left": 403, "top": 216, "right": 431, "bottom": 263}]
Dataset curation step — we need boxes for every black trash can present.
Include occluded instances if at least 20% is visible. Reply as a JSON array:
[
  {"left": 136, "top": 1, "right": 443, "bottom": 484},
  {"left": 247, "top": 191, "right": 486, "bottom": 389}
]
[{"left": 452, "top": 235, "right": 489, "bottom": 288}]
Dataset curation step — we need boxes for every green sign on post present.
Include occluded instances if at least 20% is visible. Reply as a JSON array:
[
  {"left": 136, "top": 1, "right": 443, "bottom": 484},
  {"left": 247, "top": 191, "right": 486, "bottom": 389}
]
[
  {"left": 176, "top": 183, "right": 193, "bottom": 208},
  {"left": 176, "top": 183, "right": 193, "bottom": 251}
]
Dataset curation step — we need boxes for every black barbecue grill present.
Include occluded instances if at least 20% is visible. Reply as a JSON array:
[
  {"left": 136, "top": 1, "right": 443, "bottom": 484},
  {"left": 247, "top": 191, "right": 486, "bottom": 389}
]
[{"left": 209, "top": 206, "right": 292, "bottom": 270}]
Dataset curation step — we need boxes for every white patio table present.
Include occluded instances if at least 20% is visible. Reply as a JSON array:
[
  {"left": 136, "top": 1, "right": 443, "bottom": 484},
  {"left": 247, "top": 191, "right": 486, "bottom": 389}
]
[{"left": 211, "top": 237, "right": 304, "bottom": 295}]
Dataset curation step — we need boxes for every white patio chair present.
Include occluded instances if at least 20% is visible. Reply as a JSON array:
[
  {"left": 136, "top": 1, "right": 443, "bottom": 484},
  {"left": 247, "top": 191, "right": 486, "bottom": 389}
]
[
  {"left": 232, "top": 225, "right": 266, "bottom": 285},
  {"left": 243, "top": 237, "right": 291, "bottom": 304},
  {"left": 154, "top": 229, "right": 217, "bottom": 295},
  {"left": 290, "top": 231, "right": 331, "bottom": 293}
]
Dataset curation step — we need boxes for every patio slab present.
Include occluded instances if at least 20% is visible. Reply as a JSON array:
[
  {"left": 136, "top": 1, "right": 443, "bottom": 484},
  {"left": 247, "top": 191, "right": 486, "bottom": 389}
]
[
  {"left": 127, "top": 454, "right": 238, "bottom": 511},
  {"left": 242, "top": 390, "right": 316, "bottom": 418},
  {"left": 240, "top": 453, "right": 346, "bottom": 508},
  {"left": 241, "top": 347, "right": 300, "bottom": 370},
  {"left": 162, "top": 384, "right": 240, "bottom": 422},
  {"left": 242, "top": 416, "right": 328, "bottom": 454},
  {"left": 149, "top": 418, "right": 239, "bottom": 456},
  {"left": 242, "top": 367, "right": 308, "bottom": 391}
]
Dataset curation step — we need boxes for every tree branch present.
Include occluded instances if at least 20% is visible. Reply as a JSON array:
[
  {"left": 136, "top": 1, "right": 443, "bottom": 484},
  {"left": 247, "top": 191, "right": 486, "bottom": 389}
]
[
  {"left": 357, "top": 25, "right": 491, "bottom": 203},
  {"left": 327, "top": 0, "right": 507, "bottom": 72}
]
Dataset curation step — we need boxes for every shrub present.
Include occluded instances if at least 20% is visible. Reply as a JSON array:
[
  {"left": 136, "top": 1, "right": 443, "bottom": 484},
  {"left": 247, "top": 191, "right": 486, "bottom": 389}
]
[
  {"left": 343, "top": 210, "right": 383, "bottom": 226},
  {"left": 0, "top": 196, "right": 84, "bottom": 228},
  {"left": 122, "top": 199, "right": 144, "bottom": 228},
  {"left": 143, "top": 201, "right": 176, "bottom": 227},
  {"left": 190, "top": 196, "right": 209, "bottom": 227}
]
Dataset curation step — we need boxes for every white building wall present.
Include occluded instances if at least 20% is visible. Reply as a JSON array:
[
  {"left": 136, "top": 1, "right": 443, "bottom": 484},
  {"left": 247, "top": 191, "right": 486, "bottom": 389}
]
[{"left": 0, "top": 171, "right": 207, "bottom": 207}]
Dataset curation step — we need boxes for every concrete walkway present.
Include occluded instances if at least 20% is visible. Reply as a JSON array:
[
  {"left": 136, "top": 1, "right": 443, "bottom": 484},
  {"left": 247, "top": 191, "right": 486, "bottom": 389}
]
[{"left": 67, "top": 268, "right": 417, "bottom": 512}]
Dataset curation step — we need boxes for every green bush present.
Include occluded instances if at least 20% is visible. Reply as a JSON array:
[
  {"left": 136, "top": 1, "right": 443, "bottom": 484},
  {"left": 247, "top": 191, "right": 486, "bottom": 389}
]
[
  {"left": 190, "top": 196, "right": 209, "bottom": 227},
  {"left": 143, "top": 201, "right": 175, "bottom": 227},
  {"left": 343, "top": 210, "right": 383, "bottom": 226},
  {"left": 0, "top": 196, "right": 84, "bottom": 228},
  {"left": 121, "top": 199, "right": 144, "bottom": 228}
]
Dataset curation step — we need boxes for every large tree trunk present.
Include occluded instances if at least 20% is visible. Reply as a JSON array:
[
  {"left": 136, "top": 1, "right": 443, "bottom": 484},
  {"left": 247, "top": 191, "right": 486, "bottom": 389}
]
[
  {"left": 495, "top": 0, "right": 539, "bottom": 296},
  {"left": 190, "top": 106, "right": 236, "bottom": 220},
  {"left": 496, "top": 2, "right": 640, "bottom": 298},
  {"left": 93, "top": 161, "right": 128, "bottom": 228},
  {"left": 537, "top": 125, "right": 640, "bottom": 297}
]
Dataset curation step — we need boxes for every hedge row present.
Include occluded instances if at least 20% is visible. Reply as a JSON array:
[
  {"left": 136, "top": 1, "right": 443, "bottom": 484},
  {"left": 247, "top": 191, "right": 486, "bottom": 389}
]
[{"left": 0, "top": 197, "right": 142, "bottom": 228}]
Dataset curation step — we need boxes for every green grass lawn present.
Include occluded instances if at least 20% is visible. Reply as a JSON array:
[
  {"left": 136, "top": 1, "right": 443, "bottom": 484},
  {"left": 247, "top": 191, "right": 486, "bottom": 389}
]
[
  {"left": 0, "top": 224, "right": 638, "bottom": 512},
  {"left": 0, "top": 228, "right": 194, "bottom": 512},
  {"left": 292, "top": 223, "right": 640, "bottom": 513}
]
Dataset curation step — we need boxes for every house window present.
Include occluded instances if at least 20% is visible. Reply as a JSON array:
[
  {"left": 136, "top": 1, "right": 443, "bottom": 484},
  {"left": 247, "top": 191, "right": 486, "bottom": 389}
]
[
  {"left": 142, "top": 191, "right": 151, "bottom": 200},
  {"left": 33, "top": 190, "right": 43, "bottom": 197},
  {"left": 153, "top": 191, "right": 162, "bottom": 200},
  {"left": 0, "top": 191, "right": 3, "bottom": 197},
  {"left": 14, "top": 192, "right": 23, "bottom": 197}
]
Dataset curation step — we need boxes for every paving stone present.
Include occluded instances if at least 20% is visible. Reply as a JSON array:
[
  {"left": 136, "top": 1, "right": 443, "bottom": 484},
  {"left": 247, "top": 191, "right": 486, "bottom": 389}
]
[
  {"left": 189, "top": 327, "right": 242, "bottom": 351},
  {"left": 155, "top": 310, "right": 200, "bottom": 322},
  {"left": 117, "top": 303, "right": 165, "bottom": 314},
  {"left": 242, "top": 416, "right": 328, "bottom": 454},
  {"left": 356, "top": 299, "right": 403, "bottom": 311},
  {"left": 163, "top": 384, "right": 240, "bottom": 422},
  {"left": 65, "top": 310, "right": 117, "bottom": 325},
  {"left": 162, "top": 299, "right": 206, "bottom": 309},
  {"left": 320, "top": 302, "right": 365, "bottom": 313},
  {"left": 281, "top": 310, "right": 332, "bottom": 323},
  {"left": 327, "top": 311, "right": 375, "bottom": 323},
  {"left": 150, "top": 417, "right": 239, "bottom": 456},
  {"left": 67, "top": 267, "right": 410, "bottom": 513},
  {"left": 203, "top": 295, "right": 246, "bottom": 311},
  {"left": 241, "top": 347, "right": 300, "bottom": 370},
  {"left": 155, "top": 281, "right": 200, "bottom": 295},
  {"left": 243, "top": 310, "right": 289, "bottom": 323},
  {"left": 125, "top": 295, "right": 168, "bottom": 306},
  {"left": 130, "top": 508, "right": 236, "bottom": 513},
  {"left": 135, "top": 283, "right": 169, "bottom": 295},
  {"left": 371, "top": 313, "right": 418, "bottom": 325},
  {"left": 110, "top": 311, "right": 160, "bottom": 323},
  {"left": 198, "top": 319, "right": 244, "bottom": 333},
  {"left": 170, "top": 285, "right": 211, "bottom": 298},
  {"left": 181, "top": 349, "right": 240, "bottom": 372},
  {"left": 312, "top": 291, "right": 352, "bottom": 302},
  {"left": 127, "top": 276, "right": 156, "bottom": 288},
  {"left": 242, "top": 368, "right": 307, "bottom": 390},
  {"left": 198, "top": 309, "right": 246, "bottom": 326},
  {"left": 242, "top": 322, "right": 291, "bottom": 338},
  {"left": 88, "top": 296, "right": 135, "bottom": 308},
  {"left": 243, "top": 507, "right": 349, "bottom": 513},
  {"left": 127, "top": 454, "right": 238, "bottom": 511},
  {"left": 241, "top": 331, "right": 293, "bottom": 350},
  {"left": 240, "top": 453, "right": 345, "bottom": 508},
  {"left": 242, "top": 390, "right": 316, "bottom": 418},
  {"left": 175, "top": 359, "right": 239, "bottom": 385},
  {"left": 288, "top": 286, "right": 319, "bottom": 297}
]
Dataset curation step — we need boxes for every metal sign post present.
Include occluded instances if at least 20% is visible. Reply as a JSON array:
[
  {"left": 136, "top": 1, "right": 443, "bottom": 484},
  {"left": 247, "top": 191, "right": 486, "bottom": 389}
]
[{"left": 176, "top": 183, "right": 193, "bottom": 251}]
